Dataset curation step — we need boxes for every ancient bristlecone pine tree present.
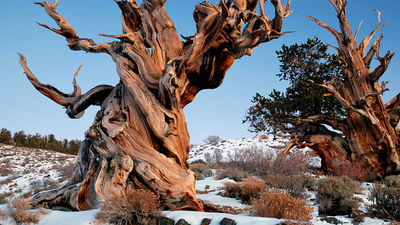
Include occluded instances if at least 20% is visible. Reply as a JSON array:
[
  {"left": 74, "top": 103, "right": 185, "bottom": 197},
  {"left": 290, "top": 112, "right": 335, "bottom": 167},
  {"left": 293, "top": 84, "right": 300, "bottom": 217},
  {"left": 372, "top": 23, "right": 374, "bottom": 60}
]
[
  {"left": 19, "top": 0, "right": 292, "bottom": 210},
  {"left": 277, "top": 0, "right": 398, "bottom": 177}
]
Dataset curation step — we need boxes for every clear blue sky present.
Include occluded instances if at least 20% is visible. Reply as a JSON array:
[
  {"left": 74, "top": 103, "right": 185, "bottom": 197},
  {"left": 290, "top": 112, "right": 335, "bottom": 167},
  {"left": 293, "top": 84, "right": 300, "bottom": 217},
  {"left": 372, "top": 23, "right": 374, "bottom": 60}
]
[{"left": 1, "top": 0, "right": 399, "bottom": 144}]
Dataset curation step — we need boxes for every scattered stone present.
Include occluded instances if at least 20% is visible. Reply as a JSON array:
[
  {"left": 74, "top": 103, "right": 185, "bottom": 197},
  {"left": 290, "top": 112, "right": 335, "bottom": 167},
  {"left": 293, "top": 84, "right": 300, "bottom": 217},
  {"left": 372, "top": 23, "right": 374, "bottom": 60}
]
[
  {"left": 152, "top": 217, "right": 175, "bottom": 225},
  {"left": 220, "top": 217, "right": 236, "bottom": 225},
  {"left": 320, "top": 217, "right": 343, "bottom": 224},
  {"left": 201, "top": 218, "right": 211, "bottom": 225},
  {"left": 175, "top": 218, "right": 190, "bottom": 225}
]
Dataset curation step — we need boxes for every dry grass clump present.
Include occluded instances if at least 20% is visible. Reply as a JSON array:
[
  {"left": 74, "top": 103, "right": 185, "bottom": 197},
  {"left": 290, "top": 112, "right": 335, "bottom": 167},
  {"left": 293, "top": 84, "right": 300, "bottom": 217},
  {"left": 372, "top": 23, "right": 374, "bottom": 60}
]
[
  {"left": 223, "top": 182, "right": 242, "bottom": 199},
  {"left": 95, "top": 188, "right": 161, "bottom": 225},
  {"left": 223, "top": 177, "right": 265, "bottom": 204},
  {"left": 241, "top": 177, "right": 266, "bottom": 203},
  {"left": 216, "top": 168, "right": 248, "bottom": 182},
  {"left": 251, "top": 190, "right": 313, "bottom": 222},
  {"left": 317, "top": 176, "right": 360, "bottom": 216},
  {"left": 7, "top": 197, "right": 47, "bottom": 224}
]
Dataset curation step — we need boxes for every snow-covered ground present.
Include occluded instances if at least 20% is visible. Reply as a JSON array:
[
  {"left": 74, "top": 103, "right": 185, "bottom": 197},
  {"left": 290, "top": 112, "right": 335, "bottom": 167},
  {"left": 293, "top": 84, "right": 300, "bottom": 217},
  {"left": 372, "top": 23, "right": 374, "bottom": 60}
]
[
  {"left": 0, "top": 145, "right": 75, "bottom": 198},
  {"left": 0, "top": 138, "right": 392, "bottom": 225}
]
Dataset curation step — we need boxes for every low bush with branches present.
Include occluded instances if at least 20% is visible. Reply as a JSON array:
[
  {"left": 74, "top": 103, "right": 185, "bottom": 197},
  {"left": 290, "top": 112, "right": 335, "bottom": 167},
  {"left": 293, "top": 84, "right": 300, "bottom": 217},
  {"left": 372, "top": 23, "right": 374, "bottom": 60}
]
[
  {"left": 369, "top": 175, "right": 400, "bottom": 220},
  {"left": 0, "top": 208, "right": 6, "bottom": 220},
  {"left": 216, "top": 168, "right": 249, "bottom": 182},
  {"left": 6, "top": 197, "right": 47, "bottom": 224},
  {"left": 223, "top": 182, "right": 242, "bottom": 199},
  {"left": 223, "top": 177, "right": 266, "bottom": 204},
  {"left": 263, "top": 151, "right": 313, "bottom": 198},
  {"left": 240, "top": 177, "right": 266, "bottom": 203},
  {"left": 227, "top": 145, "right": 273, "bottom": 174},
  {"left": 317, "top": 176, "right": 361, "bottom": 216},
  {"left": 190, "top": 163, "right": 213, "bottom": 180},
  {"left": 95, "top": 188, "right": 161, "bottom": 225},
  {"left": 251, "top": 189, "right": 313, "bottom": 222}
]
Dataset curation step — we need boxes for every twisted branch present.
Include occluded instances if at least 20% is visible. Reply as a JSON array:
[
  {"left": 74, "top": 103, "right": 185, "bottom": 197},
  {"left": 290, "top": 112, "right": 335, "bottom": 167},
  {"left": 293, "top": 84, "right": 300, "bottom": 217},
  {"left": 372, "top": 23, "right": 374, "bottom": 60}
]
[
  {"left": 19, "top": 54, "right": 113, "bottom": 119},
  {"left": 35, "top": 0, "right": 111, "bottom": 54}
]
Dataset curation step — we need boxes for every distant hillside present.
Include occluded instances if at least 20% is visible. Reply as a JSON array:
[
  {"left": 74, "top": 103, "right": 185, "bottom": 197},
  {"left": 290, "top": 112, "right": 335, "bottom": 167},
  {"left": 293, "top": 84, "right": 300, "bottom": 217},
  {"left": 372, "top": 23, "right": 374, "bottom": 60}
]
[
  {"left": 0, "top": 144, "right": 75, "bottom": 202},
  {"left": 189, "top": 135, "right": 321, "bottom": 168}
]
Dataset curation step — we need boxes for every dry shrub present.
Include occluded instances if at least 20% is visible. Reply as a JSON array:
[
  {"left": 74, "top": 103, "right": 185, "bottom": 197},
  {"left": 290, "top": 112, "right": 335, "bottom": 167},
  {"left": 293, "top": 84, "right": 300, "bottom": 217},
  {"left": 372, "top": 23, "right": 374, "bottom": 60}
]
[
  {"left": 0, "top": 165, "right": 13, "bottom": 176},
  {"left": 7, "top": 197, "right": 47, "bottom": 224},
  {"left": 223, "top": 182, "right": 242, "bottom": 199},
  {"left": 31, "top": 179, "right": 60, "bottom": 195},
  {"left": 0, "top": 177, "right": 13, "bottom": 185},
  {"left": 190, "top": 163, "right": 212, "bottom": 180},
  {"left": 263, "top": 152, "right": 313, "bottom": 198},
  {"left": 95, "top": 188, "right": 161, "bottom": 225},
  {"left": 0, "top": 192, "right": 13, "bottom": 204},
  {"left": 268, "top": 151, "right": 310, "bottom": 177},
  {"left": 317, "top": 176, "right": 360, "bottom": 216},
  {"left": 223, "top": 177, "right": 265, "bottom": 204},
  {"left": 369, "top": 176, "right": 400, "bottom": 220},
  {"left": 224, "top": 147, "right": 312, "bottom": 199},
  {"left": 331, "top": 158, "right": 373, "bottom": 181},
  {"left": 383, "top": 175, "right": 400, "bottom": 188},
  {"left": 251, "top": 190, "right": 313, "bottom": 222},
  {"left": 227, "top": 146, "right": 274, "bottom": 174},
  {"left": 54, "top": 162, "right": 76, "bottom": 181},
  {"left": 0, "top": 209, "right": 6, "bottom": 219},
  {"left": 20, "top": 158, "right": 30, "bottom": 166},
  {"left": 216, "top": 168, "right": 248, "bottom": 182},
  {"left": 241, "top": 177, "right": 265, "bottom": 203},
  {"left": 280, "top": 221, "right": 312, "bottom": 225}
]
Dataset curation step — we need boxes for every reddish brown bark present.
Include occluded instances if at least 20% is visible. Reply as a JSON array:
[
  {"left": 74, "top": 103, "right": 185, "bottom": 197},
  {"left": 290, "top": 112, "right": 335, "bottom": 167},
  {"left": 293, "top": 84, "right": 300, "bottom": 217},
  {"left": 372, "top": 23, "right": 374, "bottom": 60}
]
[
  {"left": 282, "top": 0, "right": 399, "bottom": 178},
  {"left": 20, "top": 0, "right": 292, "bottom": 210}
]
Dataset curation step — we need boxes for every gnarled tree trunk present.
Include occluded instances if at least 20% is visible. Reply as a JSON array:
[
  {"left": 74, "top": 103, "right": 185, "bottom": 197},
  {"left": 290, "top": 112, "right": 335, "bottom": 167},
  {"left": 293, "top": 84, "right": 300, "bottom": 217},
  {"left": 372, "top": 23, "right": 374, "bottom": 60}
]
[
  {"left": 282, "top": 0, "right": 399, "bottom": 178},
  {"left": 20, "top": 0, "right": 292, "bottom": 210}
]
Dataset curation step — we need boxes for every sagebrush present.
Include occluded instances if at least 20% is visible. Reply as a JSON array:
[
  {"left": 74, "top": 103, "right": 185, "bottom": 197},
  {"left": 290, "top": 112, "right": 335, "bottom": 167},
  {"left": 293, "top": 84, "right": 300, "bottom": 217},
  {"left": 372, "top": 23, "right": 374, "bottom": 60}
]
[
  {"left": 95, "top": 188, "right": 161, "bottom": 225},
  {"left": 317, "top": 176, "right": 360, "bottom": 216},
  {"left": 251, "top": 190, "right": 313, "bottom": 222},
  {"left": 223, "top": 176, "right": 265, "bottom": 204},
  {"left": 369, "top": 175, "right": 400, "bottom": 220},
  {"left": 7, "top": 197, "right": 47, "bottom": 224},
  {"left": 216, "top": 168, "right": 248, "bottom": 182}
]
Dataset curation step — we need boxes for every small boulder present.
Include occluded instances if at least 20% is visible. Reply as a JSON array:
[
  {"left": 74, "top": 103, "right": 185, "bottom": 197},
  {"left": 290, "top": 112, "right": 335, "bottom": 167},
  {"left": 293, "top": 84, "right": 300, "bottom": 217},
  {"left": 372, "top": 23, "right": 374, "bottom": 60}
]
[
  {"left": 220, "top": 217, "right": 236, "bottom": 225},
  {"left": 175, "top": 218, "right": 190, "bottom": 225},
  {"left": 201, "top": 218, "right": 212, "bottom": 225}
]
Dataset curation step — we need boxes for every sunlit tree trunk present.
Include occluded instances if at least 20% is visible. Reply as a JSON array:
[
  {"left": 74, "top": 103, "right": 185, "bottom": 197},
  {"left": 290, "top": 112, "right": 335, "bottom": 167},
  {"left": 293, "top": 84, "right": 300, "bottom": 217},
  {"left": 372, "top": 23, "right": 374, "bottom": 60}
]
[{"left": 20, "top": 0, "right": 292, "bottom": 210}]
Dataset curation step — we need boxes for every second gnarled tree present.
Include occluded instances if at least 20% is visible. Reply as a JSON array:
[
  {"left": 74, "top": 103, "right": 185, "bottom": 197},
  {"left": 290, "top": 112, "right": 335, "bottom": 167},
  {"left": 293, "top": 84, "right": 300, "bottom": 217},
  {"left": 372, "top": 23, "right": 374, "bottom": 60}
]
[
  {"left": 247, "top": 0, "right": 399, "bottom": 178},
  {"left": 20, "top": 0, "right": 292, "bottom": 210}
]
